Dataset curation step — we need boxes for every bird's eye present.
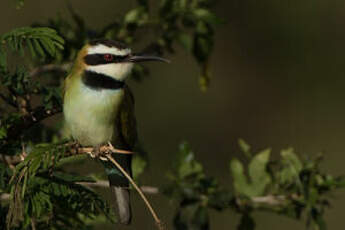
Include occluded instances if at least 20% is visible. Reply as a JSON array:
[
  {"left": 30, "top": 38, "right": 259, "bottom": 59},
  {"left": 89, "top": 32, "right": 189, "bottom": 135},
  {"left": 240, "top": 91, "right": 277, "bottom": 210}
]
[{"left": 103, "top": 54, "right": 113, "bottom": 62}]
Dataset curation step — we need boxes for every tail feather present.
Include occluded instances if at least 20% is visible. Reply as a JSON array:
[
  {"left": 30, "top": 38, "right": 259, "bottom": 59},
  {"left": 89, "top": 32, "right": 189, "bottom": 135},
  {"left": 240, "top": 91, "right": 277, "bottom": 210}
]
[{"left": 111, "top": 186, "right": 131, "bottom": 225}]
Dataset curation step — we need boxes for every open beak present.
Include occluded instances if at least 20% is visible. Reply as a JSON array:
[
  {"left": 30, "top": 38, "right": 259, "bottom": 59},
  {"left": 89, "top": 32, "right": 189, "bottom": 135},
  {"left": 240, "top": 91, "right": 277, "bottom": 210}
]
[{"left": 126, "top": 54, "right": 170, "bottom": 63}]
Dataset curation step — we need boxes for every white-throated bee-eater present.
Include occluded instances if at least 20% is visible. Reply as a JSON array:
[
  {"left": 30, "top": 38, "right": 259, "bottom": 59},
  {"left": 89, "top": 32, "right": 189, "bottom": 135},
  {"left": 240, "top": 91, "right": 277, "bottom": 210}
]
[{"left": 63, "top": 39, "right": 168, "bottom": 224}]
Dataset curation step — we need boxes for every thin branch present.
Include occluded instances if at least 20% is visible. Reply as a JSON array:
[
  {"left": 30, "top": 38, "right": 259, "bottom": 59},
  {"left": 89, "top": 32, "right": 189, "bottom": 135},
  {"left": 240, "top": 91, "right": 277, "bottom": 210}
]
[
  {"left": 251, "top": 195, "right": 287, "bottom": 206},
  {"left": 76, "top": 180, "right": 159, "bottom": 194},
  {"left": 31, "top": 219, "right": 36, "bottom": 230},
  {"left": 140, "top": 185, "right": 159, "bottom": 195},
  {"left": 105, "top": 144, "right": 165, "bottom": 230},
  {"left": 6, "top": 105, "right": 62, "bottom": 140},
  {"left": 1, "top": 183, "right": 159, "bottom": 202},
  {"left": 0, "top": 92, "right": 17, "bottom": 108},
  {"left": 29, "top": 63, "right": 71, "bottom": 78},
  {"left": 0, "top": 193, "right": 10, "bottom": 201}
]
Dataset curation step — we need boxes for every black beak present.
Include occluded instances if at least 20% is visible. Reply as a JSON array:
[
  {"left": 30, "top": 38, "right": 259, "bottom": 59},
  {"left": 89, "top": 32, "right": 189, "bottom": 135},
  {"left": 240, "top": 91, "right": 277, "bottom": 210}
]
[{"left": 126, "top": 54, "right": 170, "bottom": 63}]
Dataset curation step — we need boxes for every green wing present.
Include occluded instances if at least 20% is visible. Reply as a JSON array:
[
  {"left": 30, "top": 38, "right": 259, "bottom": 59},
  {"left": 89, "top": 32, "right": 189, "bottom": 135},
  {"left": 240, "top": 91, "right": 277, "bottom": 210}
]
[
  {"left": 104, "top": 86, "right": 138, "bottom": 187},
  {"left": 114, "top": 85, "right": 138, "bottom": 150}
]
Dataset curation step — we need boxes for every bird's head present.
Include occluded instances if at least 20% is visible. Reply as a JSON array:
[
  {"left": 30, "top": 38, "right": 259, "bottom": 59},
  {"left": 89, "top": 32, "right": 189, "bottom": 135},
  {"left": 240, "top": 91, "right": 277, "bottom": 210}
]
[{"left": 75, "top": 39, "right": 169, "bottom": 82}]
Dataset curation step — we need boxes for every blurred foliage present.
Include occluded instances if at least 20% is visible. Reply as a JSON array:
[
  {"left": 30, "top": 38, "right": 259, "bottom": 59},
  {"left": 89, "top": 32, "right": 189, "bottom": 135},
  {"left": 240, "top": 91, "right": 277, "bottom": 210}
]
[
  {"left": 0, "top": 1, "right": 344, "bottom": 230},
  {"left": 1, "top": 141, "right": 114, "bottom": 230},
  {"left": 163, "top": 141, "right": 345, "bottom": 230},
  {"left": 38, "top": 0, "right": 220, "bottom": 87}
]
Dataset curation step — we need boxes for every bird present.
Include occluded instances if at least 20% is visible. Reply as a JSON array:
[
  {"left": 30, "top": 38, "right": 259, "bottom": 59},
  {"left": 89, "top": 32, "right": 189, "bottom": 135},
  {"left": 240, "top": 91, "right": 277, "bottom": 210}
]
[{"left": 63, "top": 39, "right": 168, "bottom": 224}]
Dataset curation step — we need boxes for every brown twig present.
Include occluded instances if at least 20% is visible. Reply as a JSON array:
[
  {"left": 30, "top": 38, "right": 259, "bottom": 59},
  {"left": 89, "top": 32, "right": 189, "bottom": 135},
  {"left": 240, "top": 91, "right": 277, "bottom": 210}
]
[
  {"left": 76, "top": 180, "right": 159, "bottom": 194},
  {"left": 0, "top": 92, "right": 17, "bottom": 108},
  {"left": 0, "top": 184, "right": 158, "bottom": 202},
  {"left": 0, "top": 142, "right": 132, "bottom": 166},
  {"left": 29, "top": 63, "right": 71, "bottom": 78},
  {"left": 251, "top": 195, "right": 287, "bottom": 206},
  {"left": 106, "top": 142, "right": 165, "bottom": 230},
  {"left": 6, "top": 105, "right": 62, "bottom": 140},
  {"left": 0, "top": 193, "right": 10, "bottom": 201}
]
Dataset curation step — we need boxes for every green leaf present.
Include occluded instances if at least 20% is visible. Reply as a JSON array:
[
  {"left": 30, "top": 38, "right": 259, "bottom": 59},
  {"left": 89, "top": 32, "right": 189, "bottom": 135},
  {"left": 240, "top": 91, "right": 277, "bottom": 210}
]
[
  {"left": 177, "top": 33, "right": 193, "bottom": 52},
  {"left": 52, "top": 172, "right": 96, "bottom": 183},
  {"left": 132, "top": 155, "right": 147, "bottom": 181},
  {"left": 40, "top": 37, "right": 55, "bottom": 56},
  {"left": 124, "top": 7, "right": 147, "bottom": 25},
  {"left": 281, "top": 148, "right": 302, "bottom": 172},
  {"left": 0, "top": 27, "right": 64, "bottom": 61},
  {"left": 177, "top": 142, "right": 203, "bottom": 178},
  {"left": 248, "top": 148, "right": 271, "bottom": 196},
  {"left": 0, "top": 126, "right": 7, "bottom": 139},
  {"left": 230, "top": 149, "right": 271, "bottom": 197},
  {"left": 15, "top": 0, "right": 25, "bottom": 9},
  {"left": 32, "top": 38, "right": 45, "bottom": 58},
  {"left": 193, "top": 8, "right": 222, "bottom": 25},
  {"left": 230, "top": 158, "right": 251, "bottom": 196},
  {"left": 279, "top": 148, "right": 303, "bottom": 185},
  {"left": 238, "top": 138, "right": 251, "bottom": 158},
  {"left": 26, "top": 39, "right": 36, "bottom": 58}
]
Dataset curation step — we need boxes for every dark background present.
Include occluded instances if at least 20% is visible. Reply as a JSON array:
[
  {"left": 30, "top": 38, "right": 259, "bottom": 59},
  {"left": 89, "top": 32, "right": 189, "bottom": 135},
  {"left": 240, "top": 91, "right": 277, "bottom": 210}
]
[{"left": 0, "top": 0, "right": 345, "bottom": 229}]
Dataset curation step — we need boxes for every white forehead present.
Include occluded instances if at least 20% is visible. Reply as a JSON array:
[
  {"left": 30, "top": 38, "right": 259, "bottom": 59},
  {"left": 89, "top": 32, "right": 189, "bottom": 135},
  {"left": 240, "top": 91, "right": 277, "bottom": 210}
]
[{"left": 87, "top": 44, "right": 131, "bottom": 56}]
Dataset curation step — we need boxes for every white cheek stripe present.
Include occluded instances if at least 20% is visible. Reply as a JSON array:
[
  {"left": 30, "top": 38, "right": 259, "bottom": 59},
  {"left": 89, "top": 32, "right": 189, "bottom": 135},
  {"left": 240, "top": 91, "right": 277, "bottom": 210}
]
[
  {"left": 85, "top": 63, "right": 133, "bottom": 80},
  {"left": 87, "top": 44, "right": 131, "bottom": 56},
  {"left": 86, "top": 64, "right": 117, "bottom": 77}
]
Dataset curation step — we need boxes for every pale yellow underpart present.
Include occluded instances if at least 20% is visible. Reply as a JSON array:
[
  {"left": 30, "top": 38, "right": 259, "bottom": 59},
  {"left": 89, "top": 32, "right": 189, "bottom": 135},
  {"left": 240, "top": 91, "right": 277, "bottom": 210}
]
[{"left": 63, "top": 76, "right": 124, "bottom": 146}]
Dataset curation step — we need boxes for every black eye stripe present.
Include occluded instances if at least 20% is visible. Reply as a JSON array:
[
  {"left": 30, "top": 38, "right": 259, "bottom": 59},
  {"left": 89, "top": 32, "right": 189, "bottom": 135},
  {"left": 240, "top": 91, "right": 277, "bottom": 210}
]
[{"left": 84, "top": 54, "right": 129, "bottom": 65}]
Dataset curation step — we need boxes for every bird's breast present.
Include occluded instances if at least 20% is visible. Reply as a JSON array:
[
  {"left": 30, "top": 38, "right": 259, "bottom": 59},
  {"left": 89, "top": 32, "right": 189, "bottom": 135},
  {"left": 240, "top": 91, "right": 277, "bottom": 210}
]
[{"left": 63, "top": 81, "right": 124, "bottom": 146}]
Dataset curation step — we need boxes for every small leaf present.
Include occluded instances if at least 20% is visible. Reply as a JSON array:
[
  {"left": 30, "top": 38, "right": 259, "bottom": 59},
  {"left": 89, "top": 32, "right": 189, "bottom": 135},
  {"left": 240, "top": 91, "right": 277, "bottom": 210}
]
[
  {"left": 175, "top": 142, "right": 204, "bottom": 179},
  {"left": 40, "top": 38, "right": 55, "bottom": 56},
  {"left": 177, "top": 33, "right": 193, "bottom": 52},
  {"left": 0, "top": 126, "right": 7, "bottom": 139},
  {"left": 279, "top": 148, "right": 303, "bottom": 185},
  {"left": 230, "top": 158, "right": 251, "bottom": 196},
  {"left": 52, "top": 172, "right": 96, "bottom": 183},
  {"left": 281, "top": 148, "right": 302, "bottom": 172},
  {"left": 124, "top": 7, "right": 147, "bottom": 24},
  {"left": 132, "top": 155, "right": 147, "bottom": 180},
  {"left": 32, "top": 38, "right": 45, "bottom": 58},
  {"left": 238, "top": 138, "right": 251, "bottom": 158},
  {"left": 193, "top": 8, "right": 222, "bottom": 25},
  {"left": 248, "top": 148, "right": 271, "bottom": 196},
  {"left": 26, "top": 39, "right": 36, "bottom": 58}
]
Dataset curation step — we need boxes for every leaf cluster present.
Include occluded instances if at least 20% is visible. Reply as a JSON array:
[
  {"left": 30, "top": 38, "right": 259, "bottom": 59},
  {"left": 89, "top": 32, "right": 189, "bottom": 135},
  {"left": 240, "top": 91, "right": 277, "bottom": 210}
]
[
  {"left": 163, "top": 142, "right": 230, "bottom": 230},
  {"left": 1, "top": 142, "right": 113, "bottom": 230},
  {"left": 39, "top": 0, "right": 220, "bottom": 87},
  {"left": 162, "top": 141, "right": 345, "bottom": 230},
  {"left": 0, "top": 27, "right": 64, "bottom": 73}
]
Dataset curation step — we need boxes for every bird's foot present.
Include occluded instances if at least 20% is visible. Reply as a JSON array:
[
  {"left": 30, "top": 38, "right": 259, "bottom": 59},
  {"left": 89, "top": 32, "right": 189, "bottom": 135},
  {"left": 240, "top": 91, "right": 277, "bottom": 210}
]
[
  {"left": 68, "top": 141, "right": 82, "bottom": 155},
  {"left": 89, "top": 145, "right": 102, "bottom": 158},
  {"left": 70, "top": 140, "right": 80, "bottom": 149}
]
